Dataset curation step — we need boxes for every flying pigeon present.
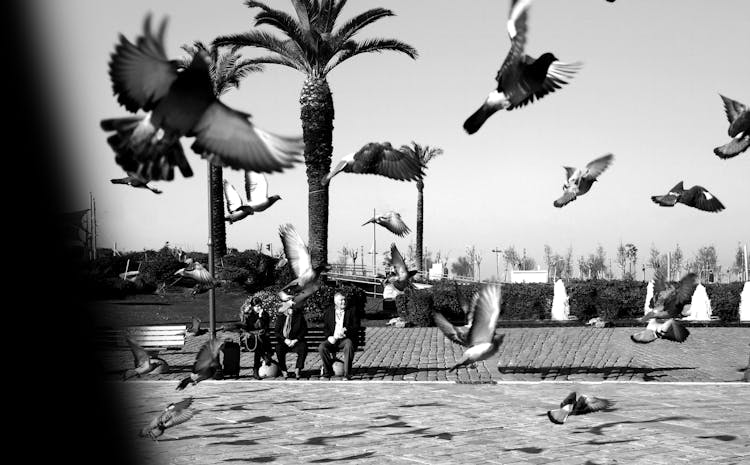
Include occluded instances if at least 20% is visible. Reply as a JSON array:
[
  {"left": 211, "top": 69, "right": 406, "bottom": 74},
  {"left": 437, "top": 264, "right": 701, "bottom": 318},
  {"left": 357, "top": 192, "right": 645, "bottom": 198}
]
[
  {"left": 122, "top": 337, "right": 170, "bottom": 380},
  {"left": 176, "top": 338, "right": 224, "bottom": 390},
  {"left": 714, "top": 94, "right": 749, "bottom": 159},
  {"left": 464, "top": 0, "right": 582, "bottom": 134},
  {"left": 651, "top": 182, "right": 725, "bottom": 212},
  {"left": 553, "top": 153, "right": 614, "bottom": 208},
  {"left": 174, "top": 261, "right": 215, "bottom": 285},
  {"left": 631, "top": 270, "right": 697, "bottom": 344},
  {"left": 244, "top": 171, "right": 282, "bottom": 212},
  {"left": 187, "top": 316, "right": 207, "bottom": 337},
  {"left": 362, "top": 211, "right": 411, "bottom": 237},
  {"left": 387, "top": 243, "right": 418, "bottom": 292},
  {"left": 547, "top": 392, "right": 614, "bottom": 424},
  {"left": 278, "top": 224, "right": 330, "bottom": 308},
  {"left": 446, "top": 284, "right": 504, "bottom": 372},
  {"left": 110, "top": 172, "right": 162, "bottom": 194},
  {"left": 434, "top": 283, "right": 476, "bottom": 348},
  {"left": 322, "top": 142, "right": 425, "bottom": 185},
  {"left": 100, "top": 14, "right": 304, "bottom": 181},
  {"left": 139, "top": 398, "right": 195, "bottom": 440},
  {"left": 223, "top": 178, "right": 254, "bottom": 224}
]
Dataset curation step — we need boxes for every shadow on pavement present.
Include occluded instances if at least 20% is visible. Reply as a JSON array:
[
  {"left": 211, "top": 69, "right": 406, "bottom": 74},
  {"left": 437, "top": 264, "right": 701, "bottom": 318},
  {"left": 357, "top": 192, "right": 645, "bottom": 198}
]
[
  {"left": 497, "top": 365, "right": 696, "bottom": 380},
  {"left": 579, "top": 415, "right": 691, "bottom": 436}
]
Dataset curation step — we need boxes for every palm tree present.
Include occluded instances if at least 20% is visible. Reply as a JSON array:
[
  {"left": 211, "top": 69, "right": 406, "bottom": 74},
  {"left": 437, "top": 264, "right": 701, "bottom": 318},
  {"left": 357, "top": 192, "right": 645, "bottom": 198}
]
[
  {"left": 213, "top": 0, "right": 418, "bottom": 267},
  {"left": 399, "top": 142, "right": 443, "bottom": 271},
  {"left": 179, "top": 41, "right": 264, "bottom": 259}
]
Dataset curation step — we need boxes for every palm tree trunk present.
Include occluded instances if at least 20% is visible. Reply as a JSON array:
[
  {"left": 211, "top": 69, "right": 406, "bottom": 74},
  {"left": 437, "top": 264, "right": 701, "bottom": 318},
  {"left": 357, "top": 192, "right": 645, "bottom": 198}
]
[
  {"left": 416, "top": 180, "right": 424, "bottom": 271},
  {"left": 300, "top": 77, "right": 334, "bottom": 268},
  {"left": 210, "top": 164, "right": 227, "bottom": 258}
]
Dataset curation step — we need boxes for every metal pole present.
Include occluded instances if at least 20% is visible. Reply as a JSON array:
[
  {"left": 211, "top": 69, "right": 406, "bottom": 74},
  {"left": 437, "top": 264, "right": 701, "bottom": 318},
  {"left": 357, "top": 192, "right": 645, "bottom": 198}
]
[
  {"left": 744, "top": 244, "right": 748, "bottom": 282},
  {"left": 492, "top": 247, "right": 501, "bottom": 283},
  {"left": 372, "top": 208, "right": 377, "bottom": 296},
  {"left": 207, "top": 168, "right": 216, "bottom": 340},
  {"left": 667, "top": 252, "right": 671, "bottom": 281}
]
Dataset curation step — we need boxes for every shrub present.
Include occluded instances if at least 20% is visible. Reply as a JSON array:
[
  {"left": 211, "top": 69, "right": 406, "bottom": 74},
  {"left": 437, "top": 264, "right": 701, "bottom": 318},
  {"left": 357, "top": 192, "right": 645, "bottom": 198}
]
[
  {"left": 705, "top": 282, "right": 743, "bottom": 322},
  {"left": 140, "top": 247, "right": 184, "bottom": 286},
  {"left": 222, "top": 250, "right": 279, "bottom": 292},
  {"left": 396, "top": 288, "right": 434, "bottom": 327},
  {"left": 217, "top": 265, "right": 250, "bottom": 285},
  {"left": 501, "top": 283, "right": 554, "bottom": 320},
  {"left": 240, "top": 287, "right": 284, "bottom": 328},
  {"left": 301, "top": 283, "right": 367, "bottom": 326}
]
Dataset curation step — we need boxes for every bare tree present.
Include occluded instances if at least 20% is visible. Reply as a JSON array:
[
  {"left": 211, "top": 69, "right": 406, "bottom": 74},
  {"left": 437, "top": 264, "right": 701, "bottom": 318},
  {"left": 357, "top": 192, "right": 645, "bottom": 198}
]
[
  {"left": 466, "top": 246, "right": 478, "bottom": 279},
  {"left": 616, "top": 241, "right": 628, "bottom": 278},
  {"left": 671, "top": 244, "right": 684, "bottom": 280}
]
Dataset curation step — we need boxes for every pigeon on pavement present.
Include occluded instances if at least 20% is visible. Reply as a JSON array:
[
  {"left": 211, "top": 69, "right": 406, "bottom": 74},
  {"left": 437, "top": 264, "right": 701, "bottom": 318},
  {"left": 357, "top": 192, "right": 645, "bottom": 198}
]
[
  {"left": 547, "top": 392, "right": 614, "bottom": 424},
  {"left": 122, "top": 337, "right": 170, "bottom": 380},
  {"left": 139, "top": 398, "right": 195, "bottom": 440},
  {"left": 631, "top": 270, "right": 697, "bottom": 344}
]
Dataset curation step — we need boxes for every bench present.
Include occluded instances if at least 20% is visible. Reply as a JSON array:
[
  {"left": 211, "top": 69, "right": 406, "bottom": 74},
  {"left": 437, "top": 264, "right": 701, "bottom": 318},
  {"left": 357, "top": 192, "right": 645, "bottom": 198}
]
[
  {"left": 95, "top": 325, "right": 187, "bottom": 351},
  {"left": 255, "top": 327, "right": 367, "bottom": 352}
]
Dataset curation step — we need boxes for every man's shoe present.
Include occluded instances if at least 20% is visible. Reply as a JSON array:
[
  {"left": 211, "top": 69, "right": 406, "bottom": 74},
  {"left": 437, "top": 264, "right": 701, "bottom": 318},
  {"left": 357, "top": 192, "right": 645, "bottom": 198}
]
[{"left": 319, "top": 372, "right": 332, "bottom": 380}]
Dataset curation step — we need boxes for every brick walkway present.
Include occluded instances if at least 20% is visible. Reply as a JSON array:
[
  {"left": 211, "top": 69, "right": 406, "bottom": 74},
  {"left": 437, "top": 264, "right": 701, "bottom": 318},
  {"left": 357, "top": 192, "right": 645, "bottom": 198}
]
[
  {"left": 99, "top": 327, "right": 750, "bottom": 383},
  {"left": 115, "top": 381, "right": 750, "bottom": 465}
]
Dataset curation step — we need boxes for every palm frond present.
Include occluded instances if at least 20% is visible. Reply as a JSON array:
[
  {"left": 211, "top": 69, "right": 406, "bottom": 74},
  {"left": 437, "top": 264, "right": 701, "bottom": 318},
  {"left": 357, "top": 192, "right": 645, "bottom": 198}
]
[
  {"left": 213, "top": 31, "right": 309, "bottom": 73},
  {"left": 254, "top": 9, "right": 306, "bottom": 46},
  {"left": 329, "top": 38, "right": 417, "bottom": 73},
  {"left": 332, "top": 8, "right": 395, "bottom": 44}
]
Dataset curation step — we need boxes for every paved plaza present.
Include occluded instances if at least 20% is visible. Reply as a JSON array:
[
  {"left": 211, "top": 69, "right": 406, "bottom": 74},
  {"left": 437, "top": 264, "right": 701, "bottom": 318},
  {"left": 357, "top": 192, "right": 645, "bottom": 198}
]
[{"left": 97, "top": 326, "right": 750, "bottom": 464}]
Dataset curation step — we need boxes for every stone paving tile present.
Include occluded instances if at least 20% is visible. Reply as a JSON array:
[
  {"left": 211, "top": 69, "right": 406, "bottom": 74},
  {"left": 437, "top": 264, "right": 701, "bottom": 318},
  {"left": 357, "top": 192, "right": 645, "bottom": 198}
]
[
  {"left": 113, "top": 381, "right": 750, "bottom": 464},
  {"left": 99, "top": 327, "right": 750, "bottom": 384}
]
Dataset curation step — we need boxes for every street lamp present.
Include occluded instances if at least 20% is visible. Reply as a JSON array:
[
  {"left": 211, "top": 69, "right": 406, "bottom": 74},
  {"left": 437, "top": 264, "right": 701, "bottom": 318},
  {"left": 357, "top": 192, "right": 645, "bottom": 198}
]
[{"left": 642, "top": 264, "right": 646, "bottom": 282}]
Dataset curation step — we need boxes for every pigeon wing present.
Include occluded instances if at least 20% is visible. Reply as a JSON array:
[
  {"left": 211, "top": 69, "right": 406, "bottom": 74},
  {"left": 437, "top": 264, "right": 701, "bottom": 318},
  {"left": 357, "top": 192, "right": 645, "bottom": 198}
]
[
  {"left": 162, "top": 406, "right": 195, "bottom": 429},
  {"left": 510, "top": 60, "right": 582, "bottom": 110},
  {"left": 679, "top": 186, "right": 725, "bottom": 212},
  {"left": 583, "top": 154, "right": 615, "bottom": 179},
  {"left": 497, "top": 0, "right": 529, "bottom": 84},
  {"left": 719, "top": 94, "right": 748, "bottom": 125},
  {"left": 630, "top": 328, "right": 658, "bottom": 344},
  {"left": 108, "top": 15, "right": 177, "bottom": 113},
  {"left": 351, "top": 144, "right": 424, "bottom": 181},
  {"left": 193, "top": 338, "right": 221, "bottom": 375},
  {"left": 664, "top": 273, "right": 699, "bottom": 316},
  {"left": 384, "top": 212, "right": 411, "bottom": 237},
  {"left": 389, "top": 243, "right": 408, "bottom": 279},
  {"left": 279, "top": 224, "right": 313, "bottom": 283},
  {"left": 245, "top": 171, "right": 269, "bottom": 203},
  {"left": 223, "top": 179, "right": 245, "bottom": 212},
  {"left": 126, "top": 337, "right": 150, "bottom": 367},
  {"left": 434, "top": 312, "right": 468, "bottom": 346},
  {"left": 563, "top": 166, "right": 577, "bottom": 181},
  {"left": 191, "top": 102, "right": 303, "bottom": 174},
  {"left": 466, "top": 285, "right": 501, "bottom": 346},
  {"left": 572, "top": 395, "right": 614, "bottom": 415}
]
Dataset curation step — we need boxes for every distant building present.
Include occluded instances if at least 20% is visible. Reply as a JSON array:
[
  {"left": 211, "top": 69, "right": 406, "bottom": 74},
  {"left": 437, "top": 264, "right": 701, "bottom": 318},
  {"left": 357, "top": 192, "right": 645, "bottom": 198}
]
[{"left": 510, "top": 270, "right": 548, "bottom": 283}]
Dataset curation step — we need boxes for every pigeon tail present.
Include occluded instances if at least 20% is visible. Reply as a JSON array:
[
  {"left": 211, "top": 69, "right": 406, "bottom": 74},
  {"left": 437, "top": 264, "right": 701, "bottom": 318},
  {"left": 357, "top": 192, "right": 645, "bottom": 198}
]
[
  {"left": 547, "top": 405, "right": 572, "bottom": 424},
  {"left": 463, "top": 103, "right": 500, "bottom": 134},
  {"left": 714, "top": 135, "right": 749, "bottom": 159},
  {"left": 176, "top": 376, "right": 192, "bottom": 391},
  {"left": 651, "top": 195, "right": 676, "bottom": 207}
]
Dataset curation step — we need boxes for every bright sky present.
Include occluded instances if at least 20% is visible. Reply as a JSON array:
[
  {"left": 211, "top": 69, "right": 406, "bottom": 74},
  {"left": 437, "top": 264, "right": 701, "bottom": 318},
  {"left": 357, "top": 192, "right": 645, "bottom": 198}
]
[{"left": 30, "top": 0, "right": 749, "bottom": 278}]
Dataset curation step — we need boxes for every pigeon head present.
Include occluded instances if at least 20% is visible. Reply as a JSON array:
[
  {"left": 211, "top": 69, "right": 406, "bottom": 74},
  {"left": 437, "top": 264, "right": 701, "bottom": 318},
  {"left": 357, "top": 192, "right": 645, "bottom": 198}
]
[{"left": 537, "top": 53, "right": 558, "bottom": 67}]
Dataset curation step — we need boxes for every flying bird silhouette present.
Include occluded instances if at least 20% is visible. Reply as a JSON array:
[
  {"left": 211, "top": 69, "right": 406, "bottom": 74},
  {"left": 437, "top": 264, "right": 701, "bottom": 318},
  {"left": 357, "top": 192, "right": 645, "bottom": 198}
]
[
  {"left": 387, "top": 243, "right": 418, "bottom": 292},
  {"left": 631, "top": 270, "right": 697, "bottom": 344},
  {"left": 100, "top": 14, "right": 303, "bottom": 181},
  {"left": 547, "top": 392, "right": 614, "bottom": 424},
  {"left": 244, "top": 171, "right": 282, "bottom": 212},
  {"left": 322, "top": 142, "right": 425, "bottom": 185},
  {"left": 223, "top": 178, "right": 254, "bottom": 224},
  {"left": 434, "top": 284, "right": 477, "bottom": 348},
  {"left": 714, "top": 94, "right": 749, "bottom": 159},
  {"left": 443, "top": 284, "right": 504, "bottom": 372},
  {"left": 362, "top": 211, "right": 411, "bottom": 237},
  {"left": 278, "top": 224, "right": 329, "bottom": 308},
  {"left": 176, "top": 338, "right": 224, "bottom": 390},
  {"left": 464, "top": 0, "right": 582, "bottom": 134},
  {"left": 122, "top": 337, "right": 170, "bottom": 380},
  {"left": 110, "top": 172, "right": 162, "bottom": 194},
  {"left": 553, "top": 153, "right": 614, "bottom": 208},
  {"left": 139, "top": 398, "right": 195, "bottom": 440},
  {"left": 651, "top": 182, "right": 725, "bottom": 212}
]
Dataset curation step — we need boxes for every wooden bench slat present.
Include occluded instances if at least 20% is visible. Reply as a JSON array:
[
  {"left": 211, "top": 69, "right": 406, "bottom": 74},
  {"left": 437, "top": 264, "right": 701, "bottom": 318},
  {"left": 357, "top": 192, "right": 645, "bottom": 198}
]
[{"left": 95, "top": 325, "right": 186, "bottom": 350}]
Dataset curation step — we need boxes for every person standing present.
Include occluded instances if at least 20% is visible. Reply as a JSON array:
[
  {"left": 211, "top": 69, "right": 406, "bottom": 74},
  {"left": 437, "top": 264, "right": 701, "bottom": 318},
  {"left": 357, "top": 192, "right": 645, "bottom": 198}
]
[
  {"left": 318, "top": 292, "right": 360, "bottom": 380},
  {"left": 275, "top": 302, "right": 308, "bottom": 379}
]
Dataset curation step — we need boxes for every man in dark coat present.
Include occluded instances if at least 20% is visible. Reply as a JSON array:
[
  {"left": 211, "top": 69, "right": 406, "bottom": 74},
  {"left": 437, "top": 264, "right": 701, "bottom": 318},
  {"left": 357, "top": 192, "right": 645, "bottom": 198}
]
[
  {"left": 318, "top": 292, "right": 360, "bottom": 380},
  {"left": 275, "top": 303, "right": 308, "bottom": 379}
]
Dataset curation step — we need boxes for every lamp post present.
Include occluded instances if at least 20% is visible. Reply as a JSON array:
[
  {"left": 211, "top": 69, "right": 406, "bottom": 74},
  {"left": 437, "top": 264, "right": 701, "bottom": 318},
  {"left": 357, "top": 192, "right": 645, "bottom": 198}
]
[
  {"left": 207, "top": 168, "right": 216, "bottom": 339},
  {"left": 642, "top": 264, "right": 646, "bottom": 282},
  {"left": 491, "top": 247, "right": 501, "bottom": 283}
]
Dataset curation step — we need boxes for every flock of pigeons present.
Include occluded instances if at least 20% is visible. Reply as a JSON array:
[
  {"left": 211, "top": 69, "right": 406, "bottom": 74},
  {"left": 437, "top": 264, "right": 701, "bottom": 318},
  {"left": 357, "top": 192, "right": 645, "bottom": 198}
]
[{"left": 101, "top": 0, "right": 746, "bottom": 439}]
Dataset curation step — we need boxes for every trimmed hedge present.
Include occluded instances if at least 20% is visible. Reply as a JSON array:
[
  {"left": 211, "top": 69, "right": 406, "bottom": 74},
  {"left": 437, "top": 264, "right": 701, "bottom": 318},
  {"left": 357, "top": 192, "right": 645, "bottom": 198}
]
[
  {"left": 705, "top": 282, "right": 744, "bottom": 322},
  {"left": 394, "top": 279, "right": 743, "bottom": 327}
]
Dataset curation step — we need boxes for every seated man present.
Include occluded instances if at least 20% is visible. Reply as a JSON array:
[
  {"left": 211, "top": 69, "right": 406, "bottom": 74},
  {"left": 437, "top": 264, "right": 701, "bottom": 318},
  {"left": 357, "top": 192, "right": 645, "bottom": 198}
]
[
  {"left": 318, "top": 292, "right": 360, "bottom": 380},
  {"left": 240, "top": 297, "right": 273, "bottom": 380},
  {"left": 275, "top": 302, "right": 308, "bottom": 379}
]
